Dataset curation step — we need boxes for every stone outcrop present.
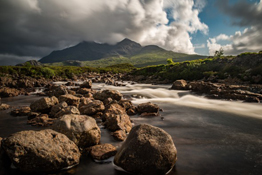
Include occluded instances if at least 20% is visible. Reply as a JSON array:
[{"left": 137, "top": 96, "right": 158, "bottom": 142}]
[
  {"left": 80, "top": 80, "right": 92, "bottom": 88},
  {"left": 0, "top": 87, "right": 20, "bottom": 97},
  {"left": 58, "top": 94, "right": 80, "bottom": 107},
  {"left": 10, "top": 106, "right": 31, "bottom": 116},
  {"left": 47, "top": 85, "right": 68, "bottom": 98},
  {"left": 114, "top": 124, "right": 177, "bottom": 175},
  {"left": 137, "top": 102, "right": 159, "bottom": 116},
  {"left": 103, "top": 103, "right": 132, "bottom": 133},
  {"left": 90, "top": 143, "right": 117, "bottom": 160},
  {"left": 171, "top": 79, "right": 188, "bottom": 90},
  {"left": 79, "top": 100, "right": 105, "bottom": 116},
  {"left": 30, "top": 96, "right": 59, "bottom": 113},
  {"left": 0, "top": 103, "right": 11, "bottom": 110},
  {"left": 2, "top": 129, "right": 80, "bottom": 173},
  {"left": 53, "top": 106, "right": 80, "bottom": 118},
  {"left": 50, "top": 102, "right": 68, "bottom": 117},
  {"left": 27, "top": 114, "right": 54, "bottom": 126},
  {"left": 112, "top": 130, "right": 127, "bottom": 141},
  {"left": 52, "top": 114, "right": 101, "bottom": 148},
  {"left": 94, "top": 90, "right": 122, "bottom": 101}
]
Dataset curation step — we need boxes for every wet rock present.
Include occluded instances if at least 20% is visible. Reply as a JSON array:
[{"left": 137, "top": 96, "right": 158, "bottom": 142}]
[
  {"left": 27, "top": 112, "right": 40, "bottom": 120},
  {"left": 54, "top": 106, "right": 80, "bottom": 118},
  {"left": 171, "top": 79, "right": 188, "bottom": 90},
  {"left": 137, "top": 102, "right": 159, "bottom": 115},
  {"left": 10, "top": 106, "right": 31, "bottom": 116},
  {"left": 30, "top": 96, "right": 59, "bottom": 113},
  {"left": 79, "top": 97, "right": 93, "bottom": 109},
  {"left": 114, "top": 124, "right": 177, "bottom": 175},
  {"left": 94, "top": 90, "right": 122, "bottom": 101},
  {"left": 112, "top": 130, "right": 127, "bottom": 141},
  {"left": 68, "top": 89, "right": 76, "bottom": 95},
  {"left": 90, "top": 143, "right": 117, "bottom": 161},
  {"left": 52, "top": 114, "right": 101, "bottom": 148},
  {"left": 47, "top": 85, "right": 68, "bottom": 98},
  {"left": 0, "top": 87, "right": 20, "bottom": 97},
  {"left": 2, "top": 129, "right": 80, "bottom": 173},
  {"left": 0, "top": 103, "right": 11, "bottom": 110},
  {"left": 50, "top": 102, "right": 68, "bottom": 117},
  {"left": 77, "top": 88, "right": 92, "bottom": 95},
  {"left": 27, "top": 114, "right": 54, "bottom": 126},
  {"left": 80, "top": 80, "right": 92, "bottom": 88},
  {"left": 127, "top": 106, "right": 137, "bottom": 115},
  {"left": 58, "top": 94, "right": 80, "bottom": 107},
  {"left": 140, "top": 112, "right": 159, "bottom": 117},
  {"left": 65, "top": 82, "right": 75, "bottom": 86},
  {"left": 118, "top": 99, "right": 133, "bottom": 110},
  {"left": 103, "top": 103, "right": 132, "bottom": 133},
  {"left": 79, "top": 100, "right": 105, "bottom": 115}
]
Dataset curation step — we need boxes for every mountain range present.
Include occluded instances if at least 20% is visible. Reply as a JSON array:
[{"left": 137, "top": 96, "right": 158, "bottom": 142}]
[{"left": 39, "top": 38, "right": 206, "bottom": 67}]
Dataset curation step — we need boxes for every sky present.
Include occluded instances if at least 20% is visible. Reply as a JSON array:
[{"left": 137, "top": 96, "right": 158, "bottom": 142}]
[{"left": 0, "top": 0, "right": 261, "bottom": 65}]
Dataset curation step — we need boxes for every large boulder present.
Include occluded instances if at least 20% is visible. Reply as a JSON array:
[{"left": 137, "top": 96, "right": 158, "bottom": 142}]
[
  {"left": 54, "top": 106, "right": 80, "bottom": 118},
  {"left": 2, "top": 129, "right": 80, "bottom": 173},
  {"left": 79, "top": 100, "right": 105, "bottom": 115},
  {"left": 171, "top": 79, "right": 188, "bottom": 90},
  {"left": 103, "top": 103, "right": 132, "bottom": 133},
  {"left": 30, "top": 96, "right": 59, "bottom": 113},
  {"left": 94, "top": 90, "right": 122, "bottom": 101},
  {"left": 137, "top": 102, "right": 159, "bottom": 116},
  {"left": 47, "top": 85, "right": 68, "bottom": 98},
  {"left": 114, "top": 124, "right": 177, "bottom": 175},
  {"left": 0, "top": 87, "right": 20, "bottom": 97},
  {"left": 80, "top": 80, "right": 92, "bottom": 88},
  {"left": 58, "top": 94, "right": 80, "bottom": 107},
  {"left": 52, "top": 114, "right": 101, "bottom": 148}
]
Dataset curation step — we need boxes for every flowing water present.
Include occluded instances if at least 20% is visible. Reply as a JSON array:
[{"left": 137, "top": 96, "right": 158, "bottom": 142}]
[{"left": 0, "top": 83, "right": 262, "bottom": 175}]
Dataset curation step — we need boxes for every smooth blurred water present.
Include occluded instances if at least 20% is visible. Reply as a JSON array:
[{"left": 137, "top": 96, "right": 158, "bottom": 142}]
[{"left": 0, "top": 83, "right": 262, "bottom": 175}]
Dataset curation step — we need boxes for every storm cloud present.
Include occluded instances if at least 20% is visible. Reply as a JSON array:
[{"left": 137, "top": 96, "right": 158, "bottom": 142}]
[
  {"left": 207, "top": 0, "right": 262, "bottom": 55},
  {"left": 0, "top": 0, "right": 208, "bottom": 65}
]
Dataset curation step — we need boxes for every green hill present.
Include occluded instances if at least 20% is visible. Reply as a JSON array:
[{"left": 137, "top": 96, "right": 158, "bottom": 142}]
[{"left": 41, "top": 38, "right": 206, "bottom": 67}]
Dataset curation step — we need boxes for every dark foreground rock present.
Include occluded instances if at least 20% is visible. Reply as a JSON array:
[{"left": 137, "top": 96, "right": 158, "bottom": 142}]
[
  {"left": 52, "top": 114, "right": 101, "bottom": 148},
  {"left": 2, "top": 129, "right": 80, "bottom": 173},
  {"left": 90, "top": 143, "right": 117, "bottom": 160},
  {"left": 114, "top": 124, "right": 177, "bottom": 175}
]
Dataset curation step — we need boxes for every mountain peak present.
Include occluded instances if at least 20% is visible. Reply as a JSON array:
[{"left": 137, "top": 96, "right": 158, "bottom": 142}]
[{"left": 117, "top": 38, "right": 140, "bottom": 46}]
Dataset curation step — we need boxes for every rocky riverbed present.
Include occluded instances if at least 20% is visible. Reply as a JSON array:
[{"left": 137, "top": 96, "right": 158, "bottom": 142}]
[{"left": 0, "top": 74, "right": 262, "bottom": 175}]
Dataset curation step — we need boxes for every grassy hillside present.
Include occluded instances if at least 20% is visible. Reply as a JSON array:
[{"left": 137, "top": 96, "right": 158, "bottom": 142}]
[{"left": 45, "top": 50, "right": 206, "bottom": 68}]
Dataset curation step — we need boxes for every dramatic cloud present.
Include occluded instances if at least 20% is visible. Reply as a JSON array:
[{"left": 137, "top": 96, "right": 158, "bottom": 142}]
[
  {"left": 0, "top": 0, "right": 208, "bottom": 65},
  {"left": 207, "top": 0, "right": 262, "bottom": 55}
]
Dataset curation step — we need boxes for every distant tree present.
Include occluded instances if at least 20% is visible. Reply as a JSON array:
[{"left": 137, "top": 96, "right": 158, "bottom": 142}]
[
  {"left": 167, "top": 58, "right": 174, "bottom": 65},
  {"left": 214, "top": 47, "right": 224, "bottom": 57}
]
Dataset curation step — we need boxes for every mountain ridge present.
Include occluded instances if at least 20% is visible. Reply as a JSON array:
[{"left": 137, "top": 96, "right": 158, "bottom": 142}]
[{"left": 39, "top": 38, "right": 206, "bottom": 67}]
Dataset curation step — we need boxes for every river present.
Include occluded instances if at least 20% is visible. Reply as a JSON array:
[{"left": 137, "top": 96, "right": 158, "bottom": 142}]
[{"left": 0, "top": 83, "right": 262, "bottom": 175}]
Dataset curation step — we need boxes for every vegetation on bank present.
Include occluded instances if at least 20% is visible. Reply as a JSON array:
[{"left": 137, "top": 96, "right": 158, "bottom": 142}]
[
  {"left": 45, "top": 51, "right": 206, "bottom": 68},
  {"left": 0, "top": 63, "right": 136, "bottom": 79},
  {"left": 130, "top": 51, "right": 262, "bottom": 84}
]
